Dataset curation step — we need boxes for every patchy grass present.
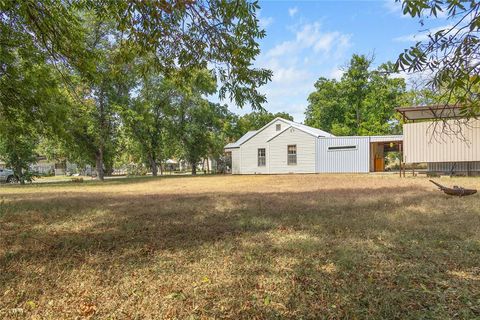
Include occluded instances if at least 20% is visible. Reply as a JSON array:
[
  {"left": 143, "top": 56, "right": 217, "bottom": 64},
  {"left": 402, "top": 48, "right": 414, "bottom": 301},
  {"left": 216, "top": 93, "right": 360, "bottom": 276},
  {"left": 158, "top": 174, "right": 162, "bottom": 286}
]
[{"left": 1, "top": 174, "right": 480, "bottom": 319}]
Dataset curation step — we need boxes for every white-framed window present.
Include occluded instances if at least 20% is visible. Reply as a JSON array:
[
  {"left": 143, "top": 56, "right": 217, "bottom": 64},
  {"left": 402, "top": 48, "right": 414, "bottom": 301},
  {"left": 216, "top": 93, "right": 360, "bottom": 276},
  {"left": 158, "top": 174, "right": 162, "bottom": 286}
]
[
  {"left": 287, "top": 145, "right": 297, "bottom": 165},
  {"left": 328, "top": 145, "right": 357, "bottom": 151},
  {"left": 258, "top": 148, "right": 266, "bottom": 167},
  {"left": 276, "top": 124, "right": 281, "bottom": 131}
]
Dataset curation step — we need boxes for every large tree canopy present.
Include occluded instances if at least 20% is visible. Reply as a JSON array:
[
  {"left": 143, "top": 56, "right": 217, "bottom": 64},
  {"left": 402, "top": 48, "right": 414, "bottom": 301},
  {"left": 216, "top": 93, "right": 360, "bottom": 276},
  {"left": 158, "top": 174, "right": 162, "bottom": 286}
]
[
  {"left": 396, "top": 0, "right": 480, "bottom": 116},
  {"left": 1, "top": 0, "right": 272, "bottom": 108},
  {"left": 305, "top": 55, "right": 406, "bottom": 136},
  {"left": 1, "top": 0, "right": 272, "bottom": 180}
]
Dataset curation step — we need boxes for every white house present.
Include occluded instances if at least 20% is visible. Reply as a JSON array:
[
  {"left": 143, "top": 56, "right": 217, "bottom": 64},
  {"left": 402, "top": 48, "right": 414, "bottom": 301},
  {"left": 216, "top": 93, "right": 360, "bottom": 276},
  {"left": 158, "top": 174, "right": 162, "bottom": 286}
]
[{"left": 224, "top": 117, "right": 403, "bottom": 174}]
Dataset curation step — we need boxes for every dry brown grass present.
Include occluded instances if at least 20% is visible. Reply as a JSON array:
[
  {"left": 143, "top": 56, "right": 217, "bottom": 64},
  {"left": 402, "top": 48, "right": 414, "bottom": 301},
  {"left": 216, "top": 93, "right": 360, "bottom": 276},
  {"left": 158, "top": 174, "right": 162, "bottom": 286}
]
[{"left": 1, "top": 174, "right": 480, "bottom": 319}]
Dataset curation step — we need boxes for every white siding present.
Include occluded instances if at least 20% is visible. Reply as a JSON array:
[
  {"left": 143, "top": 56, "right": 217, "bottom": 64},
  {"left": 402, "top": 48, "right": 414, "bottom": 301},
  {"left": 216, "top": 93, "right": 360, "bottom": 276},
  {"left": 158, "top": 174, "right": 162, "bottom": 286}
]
[
  {"left": 404, "top": 119, "right": 480, "bottom": 163},
  {"left": 240, "top": 119, "right": 286, "bottom": 174},
  {"left": 230, "top": 149, "right": 241, "bottom": 174},
  {"left": 316, "top": 137, "right": 370, "bottom": 173},
  {"left": 268, "top": 127, "right": 316, "bottom": 173}
]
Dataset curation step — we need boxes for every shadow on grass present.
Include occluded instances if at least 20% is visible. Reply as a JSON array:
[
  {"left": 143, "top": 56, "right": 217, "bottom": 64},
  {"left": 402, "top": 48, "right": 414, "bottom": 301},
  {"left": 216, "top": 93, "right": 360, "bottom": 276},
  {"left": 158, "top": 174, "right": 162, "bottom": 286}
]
[
  {"left": 0, "top": 173, "right": 228, "bottom": 190},
  {"left": 1, "top": 185, "right": 479, "bottom": 318}
]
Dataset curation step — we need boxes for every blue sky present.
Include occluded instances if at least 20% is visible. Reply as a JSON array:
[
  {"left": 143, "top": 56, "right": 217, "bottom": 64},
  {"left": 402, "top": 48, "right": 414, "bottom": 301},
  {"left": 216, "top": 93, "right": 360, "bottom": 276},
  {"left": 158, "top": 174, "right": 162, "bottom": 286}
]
[{"left": 226, "top": 0, "right": 450, "bottom": 122}]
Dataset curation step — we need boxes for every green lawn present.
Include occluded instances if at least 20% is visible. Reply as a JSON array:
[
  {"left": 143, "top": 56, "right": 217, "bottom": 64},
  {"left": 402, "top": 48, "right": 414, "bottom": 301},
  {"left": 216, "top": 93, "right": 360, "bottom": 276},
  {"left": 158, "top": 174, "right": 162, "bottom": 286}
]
[{"left": 1, "top": 174, "right": 479, "bottom": 319}]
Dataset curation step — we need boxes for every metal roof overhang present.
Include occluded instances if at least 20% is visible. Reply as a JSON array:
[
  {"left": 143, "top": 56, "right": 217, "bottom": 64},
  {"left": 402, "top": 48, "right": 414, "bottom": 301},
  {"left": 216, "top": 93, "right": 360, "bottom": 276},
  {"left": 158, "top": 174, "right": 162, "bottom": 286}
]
[
  {"left": 395, "top": 105, "right": 466, "bottom": 121},
  {"left": 369, "top": 135, "right": 403, "bottom": 143}
]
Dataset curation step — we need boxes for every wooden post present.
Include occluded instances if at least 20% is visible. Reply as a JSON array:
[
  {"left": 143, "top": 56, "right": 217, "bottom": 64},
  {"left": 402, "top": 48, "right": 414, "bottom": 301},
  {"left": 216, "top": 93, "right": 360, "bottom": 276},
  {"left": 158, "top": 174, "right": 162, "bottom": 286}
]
[{"left": 399, "top": 142, "right": 403, "bottom": 178}]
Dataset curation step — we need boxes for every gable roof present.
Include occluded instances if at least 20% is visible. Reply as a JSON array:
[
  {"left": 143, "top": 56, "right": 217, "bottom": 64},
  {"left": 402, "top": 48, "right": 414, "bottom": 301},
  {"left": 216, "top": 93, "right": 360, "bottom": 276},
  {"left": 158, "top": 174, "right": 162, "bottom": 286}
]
[
  {"left": 224, "top": 130, "right": 257, "bottom": 149},
  {"left": 224, "top": 117, "right": 334, "bottom": 149},
  {"left": 281, "top": 118, "right": 334, "bottom": 138}
]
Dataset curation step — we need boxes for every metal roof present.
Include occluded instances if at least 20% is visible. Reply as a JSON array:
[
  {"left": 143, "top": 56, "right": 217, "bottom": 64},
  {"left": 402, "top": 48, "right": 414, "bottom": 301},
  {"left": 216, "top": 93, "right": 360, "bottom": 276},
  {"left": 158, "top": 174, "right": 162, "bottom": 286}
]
[
  {"left": 281, "top": 118, "right": 334, "bottom": 138},
  {"left": 395, "top": 105, "right": 466, "bottom": 121},
  {"left": 224, "top": 117, "right": 334, "bottom": 149},
  {"left": 224, "top": 130, "right": 257, "bottom": 149},
  {"left": 317, "top": 135, "right": 403, "bottom": 142},
  {"left": 267, "top": 123, "right": 336, "bottom": 142},
  {"left": 369, "top": 135, "right": 403, "bottom": 142}
]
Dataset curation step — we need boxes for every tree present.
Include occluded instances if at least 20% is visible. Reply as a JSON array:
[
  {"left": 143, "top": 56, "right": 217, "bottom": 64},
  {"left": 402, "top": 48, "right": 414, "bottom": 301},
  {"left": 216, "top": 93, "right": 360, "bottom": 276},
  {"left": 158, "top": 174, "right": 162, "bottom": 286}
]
[
  {"left": 0, "top": 0, "right": 271, "bottom": 179},
  {"left": 305, "top": 55, "right": 407, "bottom": 136},
  {"left": 121, "top": 76, "right": 177, "bottom": 176},
  {"left": 343, "top": 55, "right": 371, "bottom": 132},
  {"left": 396, "top": 0, "right": 480, "bottom": 116},
  {"left": 0, "top": 16, "right": 70, "bottom": 183},
  {"left": 305, "top": 78, "right": 347, "bottom": 135},
  {"left": 121, "top": 67, "right": 239, "bottom": 176},
  {"left": 236, "top": 111, "right": 294, "bottom": 137},
  {"left": 1, "top": 1, "right": 272, "bottom": 181},
  {"left": 204, "top": 103, "right": 239, "bottom": 173},
  {"left": 171, "top": 70, "right": 220, "bottom": 175},
  {"left": 61, "top": 17, "right": 138, "bottom": 180},
  {"left": 2, "top": 0, "right": 272, "bottom": 109}
]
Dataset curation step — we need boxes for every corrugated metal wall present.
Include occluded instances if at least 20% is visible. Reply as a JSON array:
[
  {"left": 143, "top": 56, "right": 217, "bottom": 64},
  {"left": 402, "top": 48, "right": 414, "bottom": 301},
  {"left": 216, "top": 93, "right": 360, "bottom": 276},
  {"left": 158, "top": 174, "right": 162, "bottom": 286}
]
[
  {"left": 404, "top": 119, "right": 480, "bottom": 163},
  {"left": 316, "top": 137, "right": 370, "bottom": 173},
  {"left": 428, "top": 161, "right": 480, "bottom": 172}
]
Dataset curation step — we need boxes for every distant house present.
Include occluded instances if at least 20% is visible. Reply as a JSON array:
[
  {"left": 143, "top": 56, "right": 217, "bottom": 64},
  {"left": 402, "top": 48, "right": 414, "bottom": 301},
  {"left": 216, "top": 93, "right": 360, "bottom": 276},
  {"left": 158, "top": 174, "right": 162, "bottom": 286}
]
[{"left": 224, "top": 117, "right": 402, "bottom": 174}]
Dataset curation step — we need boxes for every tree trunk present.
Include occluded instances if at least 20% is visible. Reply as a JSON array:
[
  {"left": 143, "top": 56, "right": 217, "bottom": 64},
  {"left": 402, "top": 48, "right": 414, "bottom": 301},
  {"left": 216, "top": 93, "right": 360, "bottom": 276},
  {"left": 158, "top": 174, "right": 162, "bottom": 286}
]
[
  {"left": 149, "top": 156, "right": 158, "bottom": 176},
  {"left": 191, "top": 164, "right": 197, "bottom": 175},
  {"left": 95, "top": 148, "right": 104, "bottom": 181},
  {"left": 96, "top": 86, "right": 106, "bottom": 181},
  {"left": 15, "top": 164, "right": 25, "bottom": 185}
]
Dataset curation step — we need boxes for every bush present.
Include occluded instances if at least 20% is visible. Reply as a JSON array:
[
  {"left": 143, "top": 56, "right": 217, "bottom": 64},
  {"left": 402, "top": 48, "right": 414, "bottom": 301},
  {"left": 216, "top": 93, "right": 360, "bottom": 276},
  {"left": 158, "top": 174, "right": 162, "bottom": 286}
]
[{"left": 127, "top": 164, "right": 148, "bottom": 176}]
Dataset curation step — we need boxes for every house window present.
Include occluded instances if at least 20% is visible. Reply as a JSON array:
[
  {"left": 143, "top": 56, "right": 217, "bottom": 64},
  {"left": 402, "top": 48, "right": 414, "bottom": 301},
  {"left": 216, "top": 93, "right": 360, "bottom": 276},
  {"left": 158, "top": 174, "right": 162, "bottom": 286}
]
[
  {"left": 328, "top": 145, "right": 357, "bottom": 151},
  {"left": 287, "top": 145, "right": 297, "bottom": 165},
  {"left": 258, "top": 148, "right": 266, "bottom": 167},
  {"left": 276, "top": 124, "right": 281, "bottom": 131}
]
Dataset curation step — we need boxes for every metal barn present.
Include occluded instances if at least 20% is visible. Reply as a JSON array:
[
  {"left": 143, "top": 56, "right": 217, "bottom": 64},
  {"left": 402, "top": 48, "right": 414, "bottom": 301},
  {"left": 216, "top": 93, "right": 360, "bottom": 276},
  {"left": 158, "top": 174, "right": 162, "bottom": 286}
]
[
  {"left": 397, "top": 105, "right": 480, "bottom": 175},
  {"left": 316, "top": 136, "right": 403, "bottom": 173}
]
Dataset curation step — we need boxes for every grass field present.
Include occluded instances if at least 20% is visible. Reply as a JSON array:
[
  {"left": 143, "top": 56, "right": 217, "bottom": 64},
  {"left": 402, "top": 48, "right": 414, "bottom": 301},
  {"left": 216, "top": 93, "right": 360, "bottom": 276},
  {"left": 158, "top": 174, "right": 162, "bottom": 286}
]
[{"left": 1, "top": 174, "right": 479, "bottom": 319}]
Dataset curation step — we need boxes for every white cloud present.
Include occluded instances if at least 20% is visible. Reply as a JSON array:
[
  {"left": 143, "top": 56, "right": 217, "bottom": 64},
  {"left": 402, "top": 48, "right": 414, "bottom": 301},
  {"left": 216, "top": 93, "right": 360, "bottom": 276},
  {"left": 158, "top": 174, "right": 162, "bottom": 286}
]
[
  {"left": 314, "top": 32, "right": 342, "bottom": 53},
  {"left": 257, "top": 9, "right": 274, "bottom": 29},
  {"left": 259, "top": 16, "right": 274, "bottom": 29},
  {"left": 288, "top": 7, "right": 298, "bottom": 17},
  {"left": 383, "top": 0, "right": 404, "bottom": 16},
  {"left": 254, "top": 22, "right": 352, "bottom": 122},
  {"left": 268, "top": 22, "right": 351, "bottom": 58},
  {"left": 394, "top": 25, "right": 455, "bottom": 42},
  {"left": 266, "top": 41, "right": 297, "bottom": 58},
  {"left": 272, "top": 67, "right": 311, "bottom": 84}
]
